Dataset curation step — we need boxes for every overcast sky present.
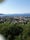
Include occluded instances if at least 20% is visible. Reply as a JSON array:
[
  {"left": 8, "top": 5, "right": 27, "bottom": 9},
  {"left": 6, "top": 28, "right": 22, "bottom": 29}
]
[{"left": 0, "top": 0, "right": 30, "bottom": 14}]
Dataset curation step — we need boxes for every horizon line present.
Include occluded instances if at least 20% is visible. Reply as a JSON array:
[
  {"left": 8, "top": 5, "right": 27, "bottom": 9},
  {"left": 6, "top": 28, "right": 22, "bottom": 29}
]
[{"left": 0, "top": 13, "right": 30, "bottom": 14}]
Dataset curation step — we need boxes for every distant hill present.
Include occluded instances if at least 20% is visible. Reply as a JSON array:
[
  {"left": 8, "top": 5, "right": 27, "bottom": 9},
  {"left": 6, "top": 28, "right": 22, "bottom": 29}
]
[
  {"left": 0, "top": 14, "right": 4, "bottom": 15},
  {"left": 7, "top": 13, "right": 30, "bottom": 16},
  {"left": 0, "top": 13, "right": 30, "bottom": 16}
]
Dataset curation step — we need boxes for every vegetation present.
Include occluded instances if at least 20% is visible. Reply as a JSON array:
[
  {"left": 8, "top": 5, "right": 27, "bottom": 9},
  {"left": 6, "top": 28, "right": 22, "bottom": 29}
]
[
  {"left": 0, "top": 22, "right": 30, "bottom": 40},
  {"left": 0, "top": 0, "right": 4, "bottom": 3}
]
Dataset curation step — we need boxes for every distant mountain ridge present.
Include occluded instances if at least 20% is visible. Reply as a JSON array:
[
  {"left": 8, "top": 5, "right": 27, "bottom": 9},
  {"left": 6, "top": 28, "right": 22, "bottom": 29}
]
[
  {"left": 0, "top": 14, "right": 4, "bottom": 15},
  {"left": 0, "top": 13, "right": 30, "bottom": 16},
  {"left": 7, "top": 14, "right": 30, "bottom": 16}
]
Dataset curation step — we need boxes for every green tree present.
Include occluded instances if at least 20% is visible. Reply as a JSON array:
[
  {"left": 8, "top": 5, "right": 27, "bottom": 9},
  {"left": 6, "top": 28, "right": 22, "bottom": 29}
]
[{"left": 0, "top": 0, "right": 4, "bottom": 3}]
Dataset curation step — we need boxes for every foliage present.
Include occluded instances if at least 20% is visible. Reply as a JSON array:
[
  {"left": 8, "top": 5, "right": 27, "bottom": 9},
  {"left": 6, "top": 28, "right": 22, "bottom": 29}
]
[
  {"left": 0, "top": 22, "right": 30, "bottom": 40},
  {"left": 0, "top": 0, "right": 4, "bottom": 3}
]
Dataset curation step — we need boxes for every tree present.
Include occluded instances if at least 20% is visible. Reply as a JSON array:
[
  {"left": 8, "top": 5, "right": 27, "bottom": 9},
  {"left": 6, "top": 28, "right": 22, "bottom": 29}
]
[
  {"left": 2, "top": 26, "right": 23, "bottom": 40},
  {"left": 0, "top": 0, "right": 4, "bottom": 3}
]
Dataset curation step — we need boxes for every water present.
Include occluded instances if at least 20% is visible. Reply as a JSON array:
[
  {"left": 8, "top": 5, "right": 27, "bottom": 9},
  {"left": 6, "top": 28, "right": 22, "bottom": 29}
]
[
  {"left": 0, "top": 14, "right": 30, "bottom": 17},
  {"left": 0, "top": 34, "right": 6, "bottom": 40}
]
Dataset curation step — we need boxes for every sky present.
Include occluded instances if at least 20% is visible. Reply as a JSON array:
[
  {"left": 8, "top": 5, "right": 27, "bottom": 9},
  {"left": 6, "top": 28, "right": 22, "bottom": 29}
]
[{"left": 0, "top": 0, "right": 30, "bottom": 14}]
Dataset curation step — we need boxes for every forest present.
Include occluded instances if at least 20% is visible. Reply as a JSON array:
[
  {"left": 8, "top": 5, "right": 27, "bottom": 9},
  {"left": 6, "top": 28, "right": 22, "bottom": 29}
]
[{"left": 0, "top": 21, "right": 30, "bottom": 40}]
